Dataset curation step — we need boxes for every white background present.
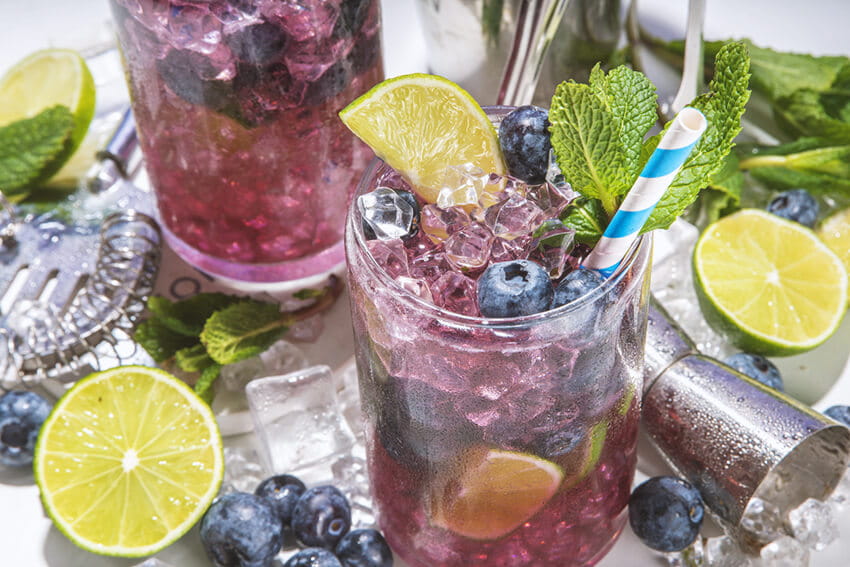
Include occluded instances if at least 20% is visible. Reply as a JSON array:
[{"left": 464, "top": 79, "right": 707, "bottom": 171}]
[{"left": 2, "top": 1, "right": 850, "bottom": 566}]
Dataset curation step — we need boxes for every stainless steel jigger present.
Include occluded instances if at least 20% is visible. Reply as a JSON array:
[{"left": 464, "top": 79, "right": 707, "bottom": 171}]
[{"left": 642, "top": 299, "right": 850, "bottom": 547}]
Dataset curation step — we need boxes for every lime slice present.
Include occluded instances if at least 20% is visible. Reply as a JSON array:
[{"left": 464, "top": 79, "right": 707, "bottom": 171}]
[
  {"left": 34, "top": 366, "right": 224, "bottom": 557},
  {"left": 817, "top": 207, "right": 850, "bottom": 306},
  {"left": 0, "top": 48, "right": 96, "bottom": 183},
  {"left": 693, "top": 209, "right": 848, "bottom": 356},
  {"left": 339, "top": 73, "right": 505, "bottom": 203},
  {"left": 430, "top": 448, "right": 563, "bottom": 540}
]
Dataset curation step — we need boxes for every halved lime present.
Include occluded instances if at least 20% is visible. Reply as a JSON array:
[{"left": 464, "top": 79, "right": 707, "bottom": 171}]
[
  {"left": 0, "top": 48, "right": 96, "bottom": 185},
  {"left": 34, "top": 366, "right": 224, "bottom": 557},
  {"left": 339, "top": 73, "right": 505, "bottom": 203},
  {"left": 693, "top": 209, "right": 848, "bottom": 356},
  {"left": 430, "top": 447, "right": 563, "bottom": 540},
  {"left": 817, "top": 207, "right": 850, "bottom": 306}
]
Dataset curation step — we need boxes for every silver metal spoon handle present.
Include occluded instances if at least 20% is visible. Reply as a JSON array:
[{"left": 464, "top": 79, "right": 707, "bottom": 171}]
[{"left": 84, "top": 106, "right": 137, "bottom": 193}]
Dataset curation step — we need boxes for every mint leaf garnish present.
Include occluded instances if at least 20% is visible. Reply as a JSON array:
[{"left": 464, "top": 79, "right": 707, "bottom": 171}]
[
  {"left": 175, "top": 343, "right": 215, "bottom": 372},
  {"left": 148, "top": 293, "right": 239, "bottom": 337},
  {"left": 738, "top": 137, "right": 850, "bottom": 194},
  {"left": 201, "top": 300, "right": 291, "bottom": 365},
  {"left": 549, "top": 65, "right": 657, "bottom": 216},
  {"left": 560, "top": 198, "right": 608, "bottom": 244},
  {"left": 194, "top": 363, "right": 222, "bottom": 405},
  {"left": 0, "top": 105, "right": 74, "bottom": 197},
  {"left": 134, "top": 318, "right": 199, "bottom": 363},
  {"left": 642, "top": 42, "right": 751, "bottom": 232},
  {"left": 773, "top": 88, "right": 850, "bottom": 143}
]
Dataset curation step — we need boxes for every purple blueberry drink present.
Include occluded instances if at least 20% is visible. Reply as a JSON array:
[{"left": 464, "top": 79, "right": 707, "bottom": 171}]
[
  {"left": 345, "top": 108, "right": 652, "bottom": 566},
  {"left": 109, "top": 0, "right": 383, "bottom": 283}
]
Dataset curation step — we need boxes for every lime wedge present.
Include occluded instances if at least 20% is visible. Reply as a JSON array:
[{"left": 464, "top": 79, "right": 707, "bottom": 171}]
[
  {"left": 339, "top": 73, "right": 505, "bottom": 203},
  {"left": 34, "top": 366, "right": 224, "bottom": 557},
  {"left": 430, "top": 448, "right": 563, "bottom": 540},
  {"left": 817, "top": 207, "right": 850, "bottom": 306},
  {"left": 0, "top": 48, "right": 96, "bottom": 184},
  {"left": 693, "top": 209, "right": 848, "bottom": 356}
]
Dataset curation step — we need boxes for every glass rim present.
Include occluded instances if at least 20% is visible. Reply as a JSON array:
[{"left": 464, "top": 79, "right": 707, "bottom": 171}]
[{"left": 346, "top": 159, "right": 653, "bottom": 329}]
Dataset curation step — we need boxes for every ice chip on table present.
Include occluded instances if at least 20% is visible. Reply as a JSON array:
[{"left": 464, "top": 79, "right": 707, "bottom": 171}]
[
  {"left": 760, "top": 535, "right": 810, "bottom": 566},
  {"left": 444, "top": 223, "right": 493, "bottom": 272},
  {"left": 483, "top": 193, "right": 545, "bottom": 240},
  {"left": 739, "top": 497, "right": 784, "bottom": 544},
  {"left": 437, "top": 163, "right": 489, "bottom": 209},
  {"left": 331, "top": 451, "right": 376, "bottom": 528},
  {"left": 221, "top": 446, "right": 267, "bottom": 494},
  {"left": 788, "top": 497, "right": 838, "bottom": 551},
  {"left": 3, "top": 299, "right": 61, "bottom": 339},
  {"left": 430, "top": 271, "right": 479, "bottom": 316},
  {"left": 366, "top": 239, "right": 410, "bottom": 279},
  {"left": 420, "top": 204, "right": 471, "bottom": 243},
  {"left": 358, "top": 187, "right": 417, "bottom": 241},
  {"left": 246, "top": 365, "right": 357, "bottom": 477},
  {"left": 287, "top": 315, "right": 325, "bottom": 343},
  {"left": 219, "top": 339, "right": 308, "bottom": 392},
  {"left": 704, "top": 535, "right": 752, "bottom": 567},
  {"left": 219, "top": 356, "right": 266, "bottom": 392},
  {"left": 335, "top": 357, "right": 365, "bottom": 439},
  {"left": 663, "top": 536, "right": 704, "bottom": 567}
]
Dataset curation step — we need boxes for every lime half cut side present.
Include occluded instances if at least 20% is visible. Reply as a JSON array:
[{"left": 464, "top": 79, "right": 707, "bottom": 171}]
[
  {"left": 34, "top": 366, "right": 224, "bottom": 557},
  {"left": 693, "top": 209, "right": 848, "bottom": 356},
  {"left": 817, "top": 207, "right": 850, "bottom": 306},
  {"left": 339, "top": 73, "right": 505, "bottom": 203}
]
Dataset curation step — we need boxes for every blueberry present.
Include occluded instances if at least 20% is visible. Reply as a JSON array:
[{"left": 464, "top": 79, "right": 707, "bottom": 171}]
[
  {"left": 292, "top": 485, "right": 352, "bottom": 549},
  {"left": 156, "top": 50, "right": 235, "bottom": 111},
  {"left": 498, "top": 105, "right": 552, "bottom": 184},
  {"left": 348, "top": 31, "right": 381, "bottom": 76},
  {"left": 334, "top": 0, "right": 372, "bottom": 38},
  {"left": 225, "top": 22, "right": 288, "bottom": 67},
  {"left": 335, "top": 529, "right": 393, "bottom": 567},
  {"left": 628, "top": 476, "right": 704, "bottom": 552},
  {"left": 200, "top": 492, "right": 283, "bottom": 567},
  {"left": 0, "top": 390, "right": 51, "bottom": 467},
  {"left": 255, "top": 474, "right": 307, "bottom": 527},
  {"left": 723, "top": 352, "right": 783, "bottom": 391},
  {"left": 303, "top": 60, "right": 350, "bottom": 106},
  {"left": 824, "top": 405, "right": 850, "bottom": 427},
  {"left": 284, "top": 548, "right": 343, "bottom": 567},
  {"left": 477, "top": 260, "right": 554, "bottom": 318},
  {"left": 766, "top": 189, "right": 819, "bottom": 228},
  {"left": 551, "top": 268, "right": 604, "bottom": 308}
]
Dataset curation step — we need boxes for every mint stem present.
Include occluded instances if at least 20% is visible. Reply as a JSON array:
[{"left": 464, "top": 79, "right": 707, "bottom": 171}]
[{"left": 738, "top": 155, "right": 787, "bottom": 169}]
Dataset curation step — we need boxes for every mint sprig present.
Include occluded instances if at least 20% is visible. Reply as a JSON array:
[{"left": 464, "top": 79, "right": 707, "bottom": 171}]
[{"left": 0, "top": 105, "right": 74, "bottom": 199}]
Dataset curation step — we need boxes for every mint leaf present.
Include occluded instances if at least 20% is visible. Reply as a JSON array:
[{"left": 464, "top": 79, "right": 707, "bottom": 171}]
[
  {"left": 194, "top": 363, "right": 222, "bottom": 405},
  {"left": 201, "top": 300, "right": 291, "bottom": 365},
  {"left": 560, "top": 197, "right": 607, "bottom": 244},
  {"left": 738, "top": 137, "right": 850, "bottom": 194},
  {"left": 293, "top": 287, "right": 325, "bottom": 300},
  {"left": 774, "top": 88, "right": 850, "bottom": 143},
  {"left": 481, "top": 0, "right": 504, "bottom": 46},
  {"left": 134, "top": 318, "right": 199, "bottom": 363},
  {"left": 0, "top": 105, "right": 74, "bottom": 196},
  {"left": 148, "top": 293, "right": 239, "bottom": 337},
  {"left": 747, "top": 43, "right": 846, "bottom": 102},
  {"left": 708, "top": 153, "right": 744, "bottom": 201},
  {"left": 643, "top": 42, "right": 751, "bottom": 232},
  {"left": 175, "top": 343, "right": 215, "bottom": 372},
  {"left": 549, "top": 66, "right": 656, "bottom": 215}
]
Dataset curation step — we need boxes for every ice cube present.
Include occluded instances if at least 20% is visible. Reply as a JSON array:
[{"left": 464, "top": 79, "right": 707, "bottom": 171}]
[
  {"left": 395, "top": 276, "right": 433, "bottom": 303},
  {"left": 165, "top": 4, "right": 224, "bottom": 54},
  {"left": 219, "top": 356, "right": 266, "bottom": 392},
  {"left": 740, "top": 498, "right": 784, "bottom": 544},
  {"left": 490, "top": 235, "right": 532, "bottom": 264},
  {"left": 366, "top": 239, "right": 410, "bottom": 279},
  {"left": 259, "top": 0, "right": 339, "bottom": 41},
  {"left": 437, "top": 164, "right": 489, "bottom": 209},
  {"left": 483, "top": 193, "right": 544, "bottom": 240},
  {"left": 788, "top": 497, "right": 838, "bottom": 551},
  {"left": 246, "top": 365, "right": 357, "bottom": 477},
  {"left": 221, "top": 446, "right": 267, "bottom": 494},
  {"left": 759, "top": 535, "right": 810, "bottom": 566},
  {"left": 704, "top": 535, "right": 752, "bottom": 567},
  {"left": 444, "top": 223, "right": 493, "bottom": 272},
  {"left": 664, "top": 536, "right": 704, "bottom": 566},
  {"left": 331, "top": 451, "right": 375, "bottom": 528},
  {"left": 259, "top": 340, "right": 309, "bottom": 375},
  {"left": 420, "top": 204, "right": 471, "bottom": 244},
  {"left": 430, "top": 271, "right": 479, "bottom": 316},
  {"left": 409, "top": 249, "right": 451, "bottom": 283},
  {"left": 358, "top": 187, "right": 417, "bottom": 241},
  {"left": 335, "top": 358, "right": 364, "bottom": 439},
  {"left": 287, "top": 315, "right": 325, "bottom": 343},
  {"left": 531, "top": 220, "right": 575, "bottom": 279}
]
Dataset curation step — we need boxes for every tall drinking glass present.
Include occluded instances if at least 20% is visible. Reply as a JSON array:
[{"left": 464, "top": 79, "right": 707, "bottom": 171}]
[
  {"left": 109, "top": 0, "right": 383, "bottom": 285},
  {"left": 345, "top": 120, "right": 652, "bottom": 565}
]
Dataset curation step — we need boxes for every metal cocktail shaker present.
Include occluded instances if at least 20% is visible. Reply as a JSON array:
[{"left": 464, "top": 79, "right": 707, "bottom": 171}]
[{"left": 642, "top": 300, "right": 850, "bottom": 547}]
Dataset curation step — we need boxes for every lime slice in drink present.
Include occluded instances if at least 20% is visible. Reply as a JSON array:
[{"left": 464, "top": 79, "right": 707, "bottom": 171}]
[
  {"left": 817, "top": 207, "right": 850, "bottom": 306},
  {"left": 339, "top": 73, "right": 506, "bottom": 203},
  {"left": 693, "top": 209, "right": 848, "bottom": 356},
  {"left": 0, "top": 48, "right": 96, "bottom": 184},
  {"left": 34, "top": 366, "right": 224, "bottom": 557},
  {"left": 430, "top": 448, "right": 563, "bottom": 540}
]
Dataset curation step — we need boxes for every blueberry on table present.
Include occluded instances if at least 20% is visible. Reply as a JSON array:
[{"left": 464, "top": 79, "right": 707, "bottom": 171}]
[
  {"left": 551, "top": 268, "right": 604, "bottom": 308},
  {"left": 766, "top": 189, "right": 819, "bottom": 228},
  {"left": 335, "top": 528, "right": 393, "bottom": 567},
  {"left": 199, "top": 492, "right": 283, "bottom": 567},
  {"left": 628, "top": 476, "right": 704, "bottom": 552},
  {"left": 498, "top": 105, "right": 552, "bottom": 185},
  {"left": 0, "top": 390, "right": 51, "bottom": 467},
  {"left": 477, "top": 259, "right": 554, "bottom": 318},
  {"left": 292, "top": 485, "right": 352, "bottom": 549},
  {"left": 723, "top": 352, "right": 783, "bottom": 391},
  {"left": 255, "top": 473, "right": 307, "bottom": 527},
  {"left": 824, "top": 405, "right": 850, "bottom": 427},
  {"left": 284, "top": 547, "right": 343, "bottom": 567}
]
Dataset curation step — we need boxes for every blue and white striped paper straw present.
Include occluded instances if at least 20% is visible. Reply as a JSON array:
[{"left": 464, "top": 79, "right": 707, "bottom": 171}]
[{"left": 582, "top": 107, "right": 708, "bottom": 277}]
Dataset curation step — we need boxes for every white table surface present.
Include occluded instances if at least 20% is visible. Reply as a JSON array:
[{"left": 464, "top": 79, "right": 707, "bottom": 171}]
[{"left": 2, "top": 1, "right": 850, "bottom": 566}]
